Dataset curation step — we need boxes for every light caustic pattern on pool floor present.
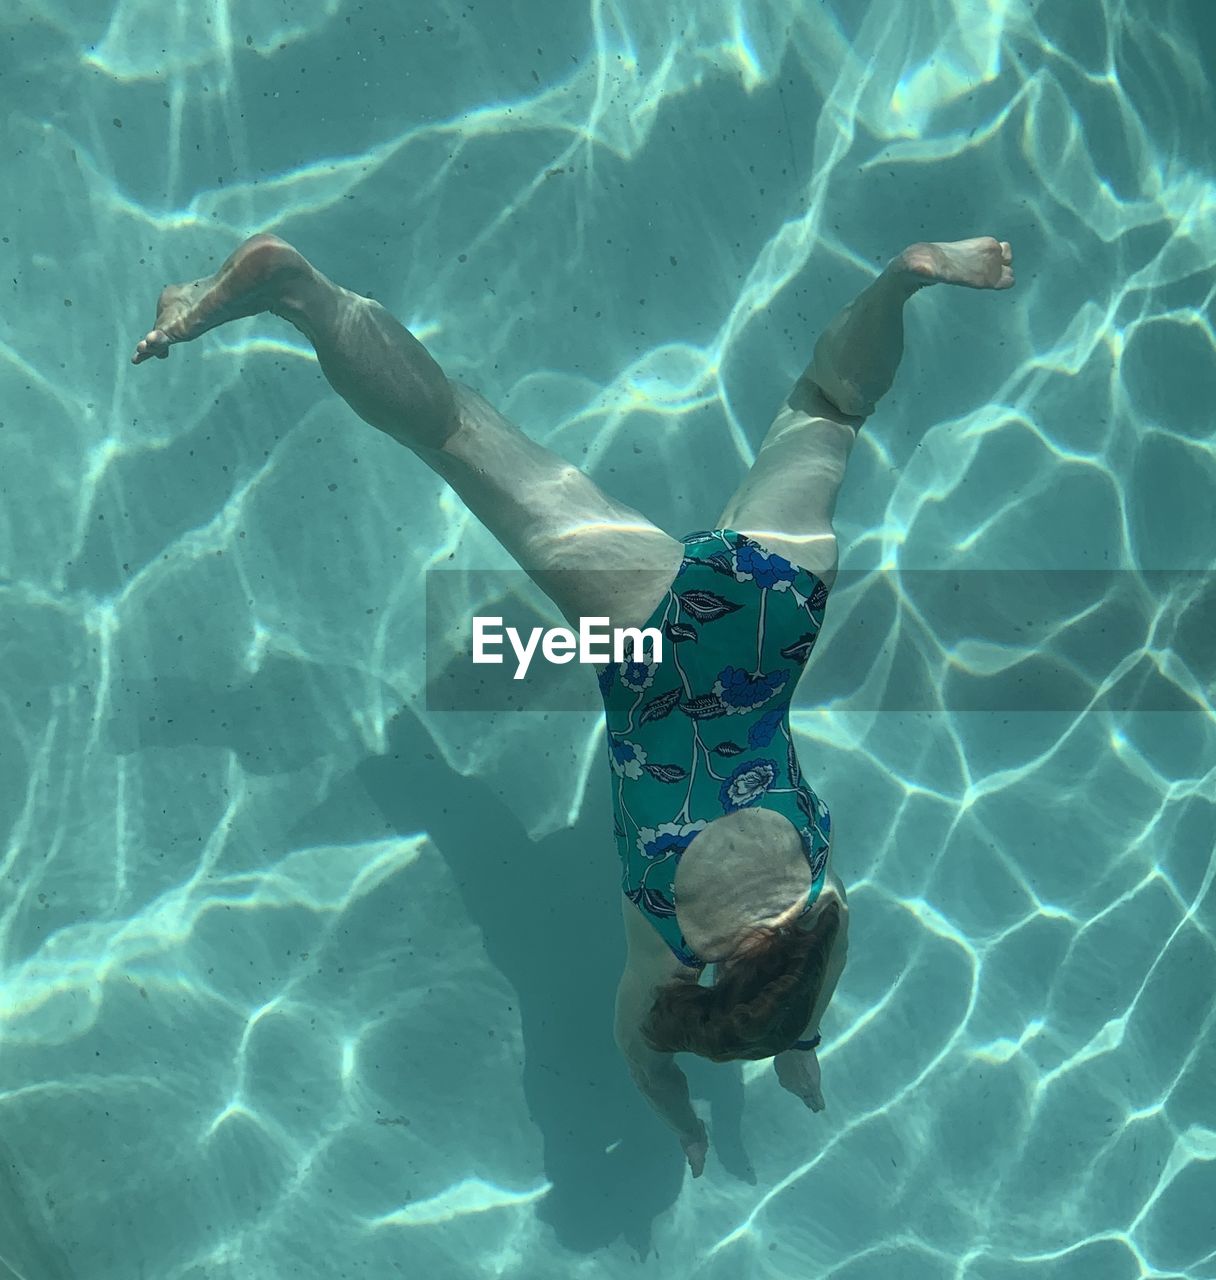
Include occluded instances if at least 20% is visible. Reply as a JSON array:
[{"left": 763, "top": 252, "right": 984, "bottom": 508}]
[{"left": 0, "top": 0, "right": 1213, "bottom": 1278}]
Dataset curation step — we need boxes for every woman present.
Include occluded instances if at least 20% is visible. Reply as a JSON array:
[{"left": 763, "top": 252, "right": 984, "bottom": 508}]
[{"left": 132, "top": 230, "right": 1014, "bottom": 1177}]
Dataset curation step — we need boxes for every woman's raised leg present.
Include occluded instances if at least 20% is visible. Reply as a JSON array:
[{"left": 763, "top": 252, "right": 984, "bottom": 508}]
[
  {"left": 131, "top": 235, "right": 683, "bottom": 627},
  {"left": 717, "top": 237, "right": 1015, "bottom": 586}
]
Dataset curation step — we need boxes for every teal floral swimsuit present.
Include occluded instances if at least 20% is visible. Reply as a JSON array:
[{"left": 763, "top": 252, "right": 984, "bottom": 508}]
[{"left": 597, "top": 529, "right": 832, "bottom": 969}]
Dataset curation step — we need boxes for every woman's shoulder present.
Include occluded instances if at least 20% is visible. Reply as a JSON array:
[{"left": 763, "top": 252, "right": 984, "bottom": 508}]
[{"left": 797, "top": 867, "right": 849, "bottom": 932}]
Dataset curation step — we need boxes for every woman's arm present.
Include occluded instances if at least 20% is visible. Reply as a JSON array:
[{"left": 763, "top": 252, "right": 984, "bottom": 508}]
[
  {"left": 772, "top": 888, "right": 849, "bottom": 1105},
  {"left": 615, "top": 977, "right": 709, "bottom": 1173},
  {"left": 614, "top": 897, "right": 707, "bottom": 1151},
  {"left": 803, "top": 899, "right": 850, "bottom": 1038}
]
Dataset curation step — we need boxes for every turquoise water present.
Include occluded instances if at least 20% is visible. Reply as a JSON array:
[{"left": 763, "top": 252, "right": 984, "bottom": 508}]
[{"left": 1, "top": 1, "right": 1214, "bottom": 1277}]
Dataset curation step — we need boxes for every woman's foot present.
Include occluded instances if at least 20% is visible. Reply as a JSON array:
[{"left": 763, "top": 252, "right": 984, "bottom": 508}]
[
  {"left": 896, "top": 237, "right": 1015, "bottom": 290},
  {"left": 131, "top": 233, "right": 315, "bottom": 365}
]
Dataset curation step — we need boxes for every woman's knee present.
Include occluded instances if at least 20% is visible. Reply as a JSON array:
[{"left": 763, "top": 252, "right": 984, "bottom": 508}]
[{"left": 790, "top": 373, "right": 870, "bottom": 423}]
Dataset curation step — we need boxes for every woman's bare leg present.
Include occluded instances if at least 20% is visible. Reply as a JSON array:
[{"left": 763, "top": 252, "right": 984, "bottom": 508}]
[
  {"left": 718, "top": 237, "right": 1015, "bottom": 585},
  {"left": 131, "top": 235, "right": 683, "bottom": 627}
]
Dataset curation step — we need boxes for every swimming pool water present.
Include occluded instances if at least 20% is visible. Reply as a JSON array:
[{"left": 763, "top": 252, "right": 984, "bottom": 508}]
[{"left": 0, "top": 1, "right": 1213, "bottom": 1277}]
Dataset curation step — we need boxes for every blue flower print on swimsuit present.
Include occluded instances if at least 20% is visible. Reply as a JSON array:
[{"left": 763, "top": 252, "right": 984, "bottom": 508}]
[
  {"left": 720, "top": 758, "right": 779, "bottom": 812},
  {"left": 713, "top": 665, "right": 790, "bottom": 713},
  {"left": 596, "top": 663, "right": 615, "bottom": 698},
  {"left": 636, "top": 820, "right": 708, "bottom": 861},
  {"left": 733, "top": 541, "right": 798, "bottom": 591},
  {"left": 619, "top": 658, "right": 658, "bottom": 693},
  {"left": 609, "top": 735, "right": 647, "bottom": 779},
  {"left": 747, "top": 705, "right": 785, "bottom": 749}
]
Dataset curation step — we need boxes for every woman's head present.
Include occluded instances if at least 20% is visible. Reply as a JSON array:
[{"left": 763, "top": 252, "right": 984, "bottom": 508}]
[{"left": 640, "top": 898, "right": 843, "bottom": 1061}]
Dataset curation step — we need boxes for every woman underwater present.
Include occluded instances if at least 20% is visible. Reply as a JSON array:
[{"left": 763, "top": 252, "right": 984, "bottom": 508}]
[{"left": 132, "top": 230, "right": 1014, "bottom": 1176}]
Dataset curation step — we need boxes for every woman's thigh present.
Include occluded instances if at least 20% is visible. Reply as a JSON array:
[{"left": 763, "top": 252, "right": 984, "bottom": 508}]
[
  {"left": 715, "top": 382, "right": 861, "bottom": 586},
  {"left": 426, "top": 382, "right": 685, "bottom": 628}
]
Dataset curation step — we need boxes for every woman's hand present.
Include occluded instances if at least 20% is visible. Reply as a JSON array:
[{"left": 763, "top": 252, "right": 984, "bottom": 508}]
[
  {"left": 774, "top": 1049, "right": 825, "bottom": 1112},
  {"left": 680, "top": 1117, "right": 709, "bottom": 1177}
]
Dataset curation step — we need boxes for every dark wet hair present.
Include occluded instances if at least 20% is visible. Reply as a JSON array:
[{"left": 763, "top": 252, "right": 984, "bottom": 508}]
[{"left": 640, "top": 900, "right": 842, "bottom": 1061}]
